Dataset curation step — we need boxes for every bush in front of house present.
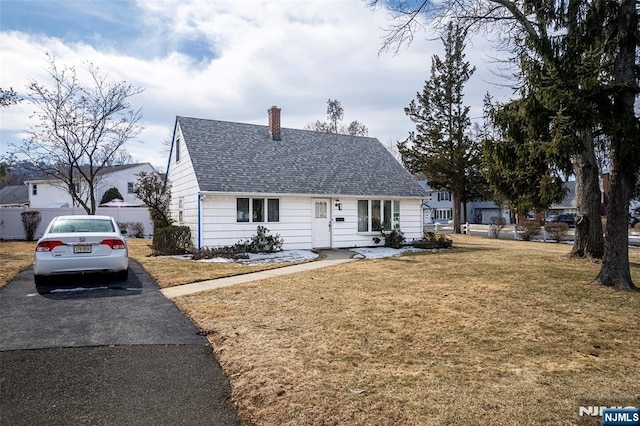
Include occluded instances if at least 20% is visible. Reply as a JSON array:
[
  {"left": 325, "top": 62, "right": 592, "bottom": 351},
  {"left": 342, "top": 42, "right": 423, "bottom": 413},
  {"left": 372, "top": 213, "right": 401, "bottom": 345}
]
[
  {"left": 152, "top": 225, "right": 193, "bottom": 255},
  {"left": 634, "top": 222, "right": 640, "bottom": 232},
  {"left": 118, "top": 222, "right": 145, "bottom": 238},
  {"left": 489, "top": 216, "right": 506, "bottom": 239},
  {"left": 236, "top": 225, "right": 283, "bottom": 253},
  {"left": 21, "top": 211, "right": 42, "bottom": 241},
  {"left": 516, "top": 220, "right": 542, "bottom": 241},
  {"left": 384, "top": 229, "right": 405, "bottom": 249},
  {"left": 192, "top": 245, "right": 249, "bottom": 260},
  {"left": 544, "top": 222, "right": 569, "bottom": 243},
  {"left": 412, "top": 232, "right": 452, "bottom": 249}
]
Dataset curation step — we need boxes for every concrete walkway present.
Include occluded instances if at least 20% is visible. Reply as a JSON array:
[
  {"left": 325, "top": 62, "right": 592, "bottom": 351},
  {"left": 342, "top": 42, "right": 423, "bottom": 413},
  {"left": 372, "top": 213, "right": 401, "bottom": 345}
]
[{"left": 161, "top": 249, "right": 356, "bottom": 299}]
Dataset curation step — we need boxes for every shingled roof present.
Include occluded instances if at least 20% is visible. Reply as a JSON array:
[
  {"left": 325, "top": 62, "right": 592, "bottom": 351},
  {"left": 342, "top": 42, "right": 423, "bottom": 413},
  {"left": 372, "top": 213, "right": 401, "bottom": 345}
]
[
  {"left": 176, "top": 116, "right": 427, "bottom": 198},
  {"left": 0, "top": 185, "right": 29, "bottom": 206}
]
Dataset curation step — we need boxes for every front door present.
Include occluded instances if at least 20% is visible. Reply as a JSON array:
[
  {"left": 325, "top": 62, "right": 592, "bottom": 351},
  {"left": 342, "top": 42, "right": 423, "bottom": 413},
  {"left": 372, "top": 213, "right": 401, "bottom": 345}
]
[{"left": 312, "top": 199, "right": 331, "bottom": 248}]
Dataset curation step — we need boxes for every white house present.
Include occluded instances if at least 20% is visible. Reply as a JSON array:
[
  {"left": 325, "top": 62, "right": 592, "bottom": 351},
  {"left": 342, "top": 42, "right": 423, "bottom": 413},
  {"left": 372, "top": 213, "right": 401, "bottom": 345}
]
[
  {"left": 418, "top": 181, "right": 510, "bottom": 225},
  {"left": 25, "top": 163, "right": 155, "bottom": 208},
  {"left": 166, "top": 107, "right": 428, "bottom": 250}
]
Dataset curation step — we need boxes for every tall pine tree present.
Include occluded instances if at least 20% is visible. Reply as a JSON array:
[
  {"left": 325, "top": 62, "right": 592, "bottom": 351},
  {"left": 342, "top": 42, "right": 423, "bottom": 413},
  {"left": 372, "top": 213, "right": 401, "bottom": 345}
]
[{"left": 398, "top": 22, "right": 478, "bottom": 233}]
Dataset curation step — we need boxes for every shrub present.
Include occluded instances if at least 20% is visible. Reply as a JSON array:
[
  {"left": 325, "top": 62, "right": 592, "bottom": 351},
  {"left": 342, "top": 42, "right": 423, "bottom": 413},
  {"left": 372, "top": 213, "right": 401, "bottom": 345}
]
[
  {"left": 236, "top": 225, "right": 283, "bottom": 253},
  {"left": 129, "top": 222, "right": 145, "bottom": 238},
  {"left": 516, "top": 220, "right": 542, "bottom": 241},
  {"left": 192, "top": 246, "right": 249, "bottom": 260},
  {"left": 100, "top": 187, "right": 124, "bottom": 205},
  {"left": 412, "top": 232, "right": 452, "bottom": 249},
  {"left": 489, "top": 216, "right": 506, "bottom": 239},
  {"left": 118, "top": 222, "right": 145, "bottom": 238},
  {"left": 384, "top": 229, "right": 405, "bottom": 249},
  {"left": 21, "top": 211, "right": 42, "bottom": 241},
  {"left": 634, "top": 222, "right": 640, "bottom": 232},
  {"left": 152, "top": 225, "right": 193, "bottom": 255},
  {"left": 544, "top": 222, "right": 569, "bottom": 243}
]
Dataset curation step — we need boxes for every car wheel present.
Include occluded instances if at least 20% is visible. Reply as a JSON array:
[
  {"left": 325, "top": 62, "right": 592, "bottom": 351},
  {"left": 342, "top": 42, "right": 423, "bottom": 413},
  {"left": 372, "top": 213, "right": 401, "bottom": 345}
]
[
  {"left": 34, "top": 275, "right": 47, "bottom": 286},
  {"left": 115, "top": 268, "right": 129, "bottom": 281}
]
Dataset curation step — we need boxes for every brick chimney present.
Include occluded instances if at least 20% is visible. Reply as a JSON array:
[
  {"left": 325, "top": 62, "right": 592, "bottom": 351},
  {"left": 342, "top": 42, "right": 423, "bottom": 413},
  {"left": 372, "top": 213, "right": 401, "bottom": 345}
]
[{"left": 268, "top": 106, "right": 281, "bottom": 141}]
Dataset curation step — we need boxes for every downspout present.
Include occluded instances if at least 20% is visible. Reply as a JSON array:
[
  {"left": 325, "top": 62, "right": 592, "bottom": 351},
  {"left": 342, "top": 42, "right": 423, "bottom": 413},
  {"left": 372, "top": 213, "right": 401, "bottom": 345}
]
[{"left": 197, "top": 192, "right": 202, "bottom": 250}]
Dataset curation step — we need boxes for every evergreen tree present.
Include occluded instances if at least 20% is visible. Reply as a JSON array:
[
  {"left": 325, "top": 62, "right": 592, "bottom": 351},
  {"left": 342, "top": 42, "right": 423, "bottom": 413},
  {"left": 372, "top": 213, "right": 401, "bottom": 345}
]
[
  {"left": 100, "top": 187, "right": 124, "bottom": 205},
  {"left": 482, "top": 95, "right": 566, "bottom": 216},
  {"left": 133, "top": 171, "right": 172, "bottom": 230},
  {"left": 397, "top": 22, "right": 477, "bottom": 233}
]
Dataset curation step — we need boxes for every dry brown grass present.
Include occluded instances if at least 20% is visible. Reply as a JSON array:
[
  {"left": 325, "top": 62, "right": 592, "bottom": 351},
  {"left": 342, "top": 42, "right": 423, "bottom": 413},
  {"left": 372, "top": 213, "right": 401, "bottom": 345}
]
[
  {"left": 127, "top": 239, "right": 310, "bottom": 288},
  {"left": 0, "top": 241, "right": 35, "bottom": 288},
  {"left": 0, "top": 239, "right": 306, "bottom": 289},
  {"left": 175, "top": 235, "right": 640, "bottom": 426}
]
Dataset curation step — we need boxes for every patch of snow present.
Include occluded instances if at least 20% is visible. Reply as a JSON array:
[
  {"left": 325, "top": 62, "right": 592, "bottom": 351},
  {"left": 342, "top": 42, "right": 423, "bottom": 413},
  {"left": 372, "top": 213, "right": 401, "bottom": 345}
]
[
  {"left": 50, "top": 286, "right": 110, "bottom": 293},
  {"left": 239, "top": 250, "right": 319, "bottom": 265},
  {"left": 195, "top": 257, "right": 235, "bottom": 263},
  {"left": 350, "top": 246, "right": 427, "bottom": 259},
  {"left": 185, "top": 250, "right": 319, "bottom": 265}
]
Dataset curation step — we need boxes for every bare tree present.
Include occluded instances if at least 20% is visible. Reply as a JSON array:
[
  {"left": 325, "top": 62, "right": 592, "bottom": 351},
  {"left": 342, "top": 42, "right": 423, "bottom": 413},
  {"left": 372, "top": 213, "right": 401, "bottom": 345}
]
[
  {"left": 306, "top": 99, "right": 369, "bottom": 136},
  {"left": 0, "top": 87, "right": 21, "bottom": 108},
  {"left": 13, "top": 55, "right": 143, "bottom": 214}
]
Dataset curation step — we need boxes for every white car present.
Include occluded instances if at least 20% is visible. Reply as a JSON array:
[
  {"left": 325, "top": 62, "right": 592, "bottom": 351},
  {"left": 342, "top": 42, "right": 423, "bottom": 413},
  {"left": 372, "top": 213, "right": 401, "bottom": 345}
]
[{"left": 34, "top": 215, "right": 129, "bottom": 284}]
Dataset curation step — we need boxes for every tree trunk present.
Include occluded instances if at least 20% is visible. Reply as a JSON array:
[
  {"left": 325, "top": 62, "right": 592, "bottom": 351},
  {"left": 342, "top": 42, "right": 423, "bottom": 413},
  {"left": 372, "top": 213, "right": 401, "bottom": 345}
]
[
  {"left": 452, "top": 191, "right": 462, "bottom": 233},
  {"left": 592, "top": 0, "right": 638, "bottom": 291},
  {"left": 569, "top": 128, "right": 603, "bottom": 258},
  {"left": 592, "top": 165, "right": 636, "bottom": 291}
]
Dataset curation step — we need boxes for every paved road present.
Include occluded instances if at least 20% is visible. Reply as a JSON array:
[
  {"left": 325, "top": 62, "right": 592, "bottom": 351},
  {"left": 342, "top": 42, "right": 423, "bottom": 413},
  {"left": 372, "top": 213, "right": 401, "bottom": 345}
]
[{"left": 0, "top": 261, "right": 242, "bottom": 426}]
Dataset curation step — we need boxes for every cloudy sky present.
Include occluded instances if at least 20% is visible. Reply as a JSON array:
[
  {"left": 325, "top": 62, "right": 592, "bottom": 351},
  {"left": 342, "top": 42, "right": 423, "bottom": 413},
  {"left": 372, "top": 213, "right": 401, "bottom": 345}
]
[{"left": 0, "top": 0, "right": 514, "bottom": 170}]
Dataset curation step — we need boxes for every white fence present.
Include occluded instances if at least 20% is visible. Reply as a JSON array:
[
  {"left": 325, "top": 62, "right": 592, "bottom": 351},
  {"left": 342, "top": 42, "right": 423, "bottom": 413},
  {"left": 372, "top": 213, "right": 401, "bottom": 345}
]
[{"left": 0, "top": 207, "right": 154, "bottom": 240}]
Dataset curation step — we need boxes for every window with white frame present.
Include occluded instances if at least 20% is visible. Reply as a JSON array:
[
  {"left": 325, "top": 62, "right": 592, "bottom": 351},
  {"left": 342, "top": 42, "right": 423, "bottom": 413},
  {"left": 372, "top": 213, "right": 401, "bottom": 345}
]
[
  {"left": 32, "top": 184, "right": 37, "bottom": 196},
  {"left": 175, "top": 137, "right": 181, "bottom": 162},
  {"left": 178, "top": 197, "right": 184, "bottom": 223},
  {"left": 437, "top": 192, "right": 451, "bottom": 202},
  {"left": 357, "top": 199, "right": 401, "bottom": 232},
  {"left": 127, "top": 182, "right": 134, "bottom": 193},
  {"left": 435, "top": 208, "right": 452, "bottom": 221},
  {"left": 237, "top": 198, "right": 279, "bottom": 223}
]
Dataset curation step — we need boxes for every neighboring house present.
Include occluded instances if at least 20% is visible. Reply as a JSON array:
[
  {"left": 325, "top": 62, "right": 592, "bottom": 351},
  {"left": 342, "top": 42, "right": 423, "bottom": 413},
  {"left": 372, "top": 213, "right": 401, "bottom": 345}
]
[
  {"left": 418, "top": 181, "right": 510, "bottom": 225},
  {"left": 25, "top": 163, "right": 155, "bottom": 208},
  {"left": 547, "top": 180, "right": 577, "bottom": 217},
  {"left": 0, "top": 185, "right": 29, "bottom": 207},
  {"left": 166, "top": 107, "right": 427, "bottom": 250}
]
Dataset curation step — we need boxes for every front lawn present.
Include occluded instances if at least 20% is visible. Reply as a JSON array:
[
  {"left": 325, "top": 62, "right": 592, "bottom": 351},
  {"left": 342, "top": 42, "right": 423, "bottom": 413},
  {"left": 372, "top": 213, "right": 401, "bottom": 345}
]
[
  {"left": 127, "top": 239, "right": 314, "bottom": 288},
  {"left": 175, "top": 235, "right": 640, "bottom": 425},
  {"left": 0, "top": 239, "right": 308, "bottom": 289},
  {"left": 0, "top": 241, "right": 35, "bottom": 288}
]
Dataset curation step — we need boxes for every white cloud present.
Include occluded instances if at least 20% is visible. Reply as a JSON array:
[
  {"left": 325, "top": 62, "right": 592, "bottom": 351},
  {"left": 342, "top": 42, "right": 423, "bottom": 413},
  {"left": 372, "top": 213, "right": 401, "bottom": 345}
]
[{"left": 0, "top": 1, "right": 514, "bottom": 170}]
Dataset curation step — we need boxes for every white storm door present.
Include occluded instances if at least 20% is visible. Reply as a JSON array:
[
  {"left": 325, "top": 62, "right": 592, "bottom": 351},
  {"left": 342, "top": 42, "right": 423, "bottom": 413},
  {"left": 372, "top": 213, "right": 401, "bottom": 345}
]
[{"left": 312, "top": 199, "right": 331, "bottom": 248}]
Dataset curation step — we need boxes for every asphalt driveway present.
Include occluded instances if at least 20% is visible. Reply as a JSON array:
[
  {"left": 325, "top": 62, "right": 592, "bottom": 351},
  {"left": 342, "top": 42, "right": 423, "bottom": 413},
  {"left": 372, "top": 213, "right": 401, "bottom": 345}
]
[{"left": 0, "top": 261, "right": 242, "bottom": 425}]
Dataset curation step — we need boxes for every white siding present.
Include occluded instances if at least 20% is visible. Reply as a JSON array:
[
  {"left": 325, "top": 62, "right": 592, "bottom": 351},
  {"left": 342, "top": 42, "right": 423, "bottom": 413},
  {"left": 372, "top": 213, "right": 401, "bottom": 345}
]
[
  {"left": 167, "top": 125, "right": 201, "bottom": 242},
  {"left": 28, "top": 182, "right": 71, "bottom": 208},
  {"left": 27, "top": 163, "right": 155, "bottom": 208},
  {"left": 200, "top": 195, "right": 313, "bottom": 250},
  {"left": 95, "top": 163, "right": 155, "bottom": 204},
  {"left": 197, "top": 195, "right": 423, "bottom": 250},
  {"left": 332, "top": 198, "right": 423, "bottom": 248}
]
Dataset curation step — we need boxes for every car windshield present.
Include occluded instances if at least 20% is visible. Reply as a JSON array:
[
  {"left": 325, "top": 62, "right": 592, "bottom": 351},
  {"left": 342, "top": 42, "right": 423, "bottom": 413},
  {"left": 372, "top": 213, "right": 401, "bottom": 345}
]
[{"left": 50, "top": 218, "right": 115, "bottom": 233}]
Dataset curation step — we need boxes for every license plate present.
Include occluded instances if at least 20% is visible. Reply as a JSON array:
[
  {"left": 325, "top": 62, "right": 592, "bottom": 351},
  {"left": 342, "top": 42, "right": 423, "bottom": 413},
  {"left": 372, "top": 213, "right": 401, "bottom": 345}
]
[{"left": 74, "top": 244, "right": 92, "bottom": 254}]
